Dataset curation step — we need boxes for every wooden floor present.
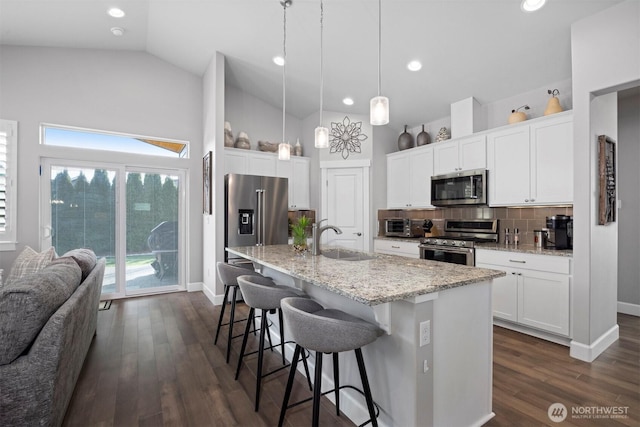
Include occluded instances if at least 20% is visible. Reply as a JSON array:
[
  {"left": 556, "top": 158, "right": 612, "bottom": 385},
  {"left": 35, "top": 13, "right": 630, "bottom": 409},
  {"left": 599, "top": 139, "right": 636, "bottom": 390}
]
[{"left": 64, "top": 292, "right": 639, "bottom": 427}]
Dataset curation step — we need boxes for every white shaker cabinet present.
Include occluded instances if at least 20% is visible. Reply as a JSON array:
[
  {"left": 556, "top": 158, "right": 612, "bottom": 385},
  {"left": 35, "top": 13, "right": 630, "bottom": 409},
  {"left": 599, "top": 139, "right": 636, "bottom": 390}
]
[
  {"left": 433, "top": 135, "right": 486, "bottom": 175},
  {"left": 387, "top": 146, "right": 434, "bottom": 209},
  {"left": 487, "top": 112, "right": 573, "bottom": 206},
  {"left": 373, "top": 239, "right": 420, "bottom": 259},
  {"left": 277, "top": 156, "right": 310, "bottom": 210},
  {"left": 476, "top": 249, "right": 571, "bottom": 338},
  {"left": 224, "top": 148, "right": 310, "bottom": 210}
]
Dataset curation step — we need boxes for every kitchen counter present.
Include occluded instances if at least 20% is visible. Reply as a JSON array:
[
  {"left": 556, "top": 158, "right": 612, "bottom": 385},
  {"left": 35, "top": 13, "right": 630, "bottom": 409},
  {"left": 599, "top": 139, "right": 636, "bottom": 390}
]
[
  {"left": 226, "top": 244, "right": 502, "bottom": 427},
  {"left": 226, "top": 244, "right": 505, "bottom": 305},
  {"left": 476, "top": 242, "right": 573, "bottom": 257},
  {"left": 373, "top": 236, "right": 423, "bottom": 243}
]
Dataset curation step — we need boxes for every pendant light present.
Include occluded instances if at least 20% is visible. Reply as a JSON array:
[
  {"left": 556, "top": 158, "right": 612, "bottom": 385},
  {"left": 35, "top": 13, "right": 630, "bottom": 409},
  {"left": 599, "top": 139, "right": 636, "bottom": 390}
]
[
  {"left": 314, "top": 0, "right": 329, "bottom": 148},
  {"left": 278, "top": 0, "right": 292, "bottom": 160},
  {"left": 370, "top": 0, "right": 389, "bottom": 126}
]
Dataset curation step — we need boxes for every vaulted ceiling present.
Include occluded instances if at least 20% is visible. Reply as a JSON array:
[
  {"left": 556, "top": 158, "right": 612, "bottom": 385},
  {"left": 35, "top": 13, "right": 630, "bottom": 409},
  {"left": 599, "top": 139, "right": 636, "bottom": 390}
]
[{"left": 0, "top": 0, "right": 624, "bottom": 130}]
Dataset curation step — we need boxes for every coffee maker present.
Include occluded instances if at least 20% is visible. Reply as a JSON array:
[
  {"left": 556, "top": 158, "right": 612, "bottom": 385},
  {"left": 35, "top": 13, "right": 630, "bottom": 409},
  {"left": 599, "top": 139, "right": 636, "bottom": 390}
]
[{"left": 545, "top": 215, "right": 573, "bottom": 250}]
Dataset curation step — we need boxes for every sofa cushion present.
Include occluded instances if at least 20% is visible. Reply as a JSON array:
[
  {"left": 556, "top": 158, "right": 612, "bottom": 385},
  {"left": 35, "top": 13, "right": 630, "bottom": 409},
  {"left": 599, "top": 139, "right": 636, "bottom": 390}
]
[
  {"left": 61, "top": 248, "right": 97, "bottom": 281},
  {"left": 5, "top": 246, "right": 56, "bottom": 285},
  {"left": 0, "top": 260, "right": 82, "bottom": 364}
]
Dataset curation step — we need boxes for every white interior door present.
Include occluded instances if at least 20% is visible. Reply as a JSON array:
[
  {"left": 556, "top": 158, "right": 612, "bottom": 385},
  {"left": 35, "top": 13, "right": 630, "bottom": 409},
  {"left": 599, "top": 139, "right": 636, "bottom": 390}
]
[{"left": 324, "top": 167, "right": 365, "bottom": 251}]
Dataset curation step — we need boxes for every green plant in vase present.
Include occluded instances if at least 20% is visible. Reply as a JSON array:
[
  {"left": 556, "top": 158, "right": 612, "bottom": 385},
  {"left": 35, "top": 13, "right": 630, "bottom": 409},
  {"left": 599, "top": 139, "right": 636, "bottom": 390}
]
[{"left": 291, "top": 215, "right": 311, "bottom": 254}]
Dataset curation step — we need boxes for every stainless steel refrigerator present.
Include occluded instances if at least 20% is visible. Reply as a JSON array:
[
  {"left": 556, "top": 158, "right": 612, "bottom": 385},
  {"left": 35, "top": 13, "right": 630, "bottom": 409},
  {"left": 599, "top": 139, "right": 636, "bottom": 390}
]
[{"left": 224, "top": 173, "right": 289, "bottom": 265}]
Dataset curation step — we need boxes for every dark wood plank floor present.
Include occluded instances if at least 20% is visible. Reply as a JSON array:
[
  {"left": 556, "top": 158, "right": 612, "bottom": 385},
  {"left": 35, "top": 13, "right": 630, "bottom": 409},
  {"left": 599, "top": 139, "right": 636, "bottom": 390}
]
[{"left": 64, "top": 292, "right": 639, "bottom": 426}]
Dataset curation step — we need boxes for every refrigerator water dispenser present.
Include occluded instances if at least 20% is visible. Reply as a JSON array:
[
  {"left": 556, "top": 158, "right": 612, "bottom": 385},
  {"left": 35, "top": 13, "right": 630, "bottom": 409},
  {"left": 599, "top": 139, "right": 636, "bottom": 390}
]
[{"left": 238, "top": 209, "right": 254, "bottom": 235}]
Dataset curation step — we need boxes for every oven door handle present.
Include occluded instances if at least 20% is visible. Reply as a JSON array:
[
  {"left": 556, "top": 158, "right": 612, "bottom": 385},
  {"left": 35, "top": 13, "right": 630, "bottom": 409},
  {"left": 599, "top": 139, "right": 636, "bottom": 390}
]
[{"left": 419, "top": 244, "right": 474, "bottom": 255}]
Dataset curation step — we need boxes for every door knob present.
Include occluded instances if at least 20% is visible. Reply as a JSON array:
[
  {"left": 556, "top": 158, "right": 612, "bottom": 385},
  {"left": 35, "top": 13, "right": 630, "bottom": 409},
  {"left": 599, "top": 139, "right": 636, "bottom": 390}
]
[{"left": 353, "top": 232, "right": 362, "bottom": 236}]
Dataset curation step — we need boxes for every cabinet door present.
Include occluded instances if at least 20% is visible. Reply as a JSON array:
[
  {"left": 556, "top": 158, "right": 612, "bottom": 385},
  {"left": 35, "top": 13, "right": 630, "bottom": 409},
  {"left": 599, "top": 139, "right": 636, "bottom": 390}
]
[
  {"left": 373, "top": 239, "right": 420, "bottom": 258},
  {"left": 248, "top": 152, "right": 277, "bottom": 177},
  {"left": 459, "top": 135, "right": 486, "bottom": 171},
  {"left": 224, "top": 149, "right": 248, "bottom": 174},
  {"left": 387, "top": 152, "right": 411, "bottom": 208},
  {"left": 518, "top": 270, "right": 570, "bottom": 336},
  {"left": 530, "top": 116, "right": 573, "bottom": 205},
  {"left": 477, "top": 263, "right": 518, "bottom": 321},
  {"left": 433, "top": 140, "right": 459, "bottom": 175},
  {"left": 290, "top": 157, "right": 310, "bottom": 210},
  {"left": 409, "top": 147, "right": 434, "bottom": 207},
  {"left": 487, "top": 126, "right": 531, "bottom": 206}
]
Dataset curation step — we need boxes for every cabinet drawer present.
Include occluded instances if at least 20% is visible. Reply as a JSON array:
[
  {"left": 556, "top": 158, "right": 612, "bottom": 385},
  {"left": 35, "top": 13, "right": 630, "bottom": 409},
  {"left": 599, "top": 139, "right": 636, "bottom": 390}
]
[
  {"left": 475, "top": 249, "right": 570, "bottom": 274},
  {"left": 374, "top": 239, "right": 420, "bottom": 258}
]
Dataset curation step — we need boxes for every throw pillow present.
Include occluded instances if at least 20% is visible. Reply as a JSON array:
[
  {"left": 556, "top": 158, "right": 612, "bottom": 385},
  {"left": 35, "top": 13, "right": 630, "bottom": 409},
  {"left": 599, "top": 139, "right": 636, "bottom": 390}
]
[
  {"left": 61, "top": 248, "right": 97, "bottom": 281},
  {"left": 0, "top": 259, "right": 82, "bottom": 364},
  {"left": 5, "top": 246, "right": 56, "bottom": 285}
]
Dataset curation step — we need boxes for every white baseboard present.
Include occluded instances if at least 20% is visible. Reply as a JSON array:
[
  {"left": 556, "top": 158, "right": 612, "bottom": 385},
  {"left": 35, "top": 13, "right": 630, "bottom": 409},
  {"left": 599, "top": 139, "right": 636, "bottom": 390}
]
[
  {"left": 187, "top": 281, "right": 203, "bottom": 292},
  {"left": 493, "top": 319, "right": 571, "bottom": 347},
  {"left": 202, "top": 283, "right": 223, "bottom": 305},
  {"left": 570, "top": 323, "right": 619, "bottom": 362},
  {"left": 617, "top": 301, "right": 640, "bottom": 316}
]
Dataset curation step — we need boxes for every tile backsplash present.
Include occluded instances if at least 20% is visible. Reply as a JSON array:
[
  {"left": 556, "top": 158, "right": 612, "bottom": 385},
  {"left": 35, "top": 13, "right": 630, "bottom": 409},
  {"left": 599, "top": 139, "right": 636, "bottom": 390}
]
[{"left": 378, "top": 206, "right": 573, "bottom": 245}]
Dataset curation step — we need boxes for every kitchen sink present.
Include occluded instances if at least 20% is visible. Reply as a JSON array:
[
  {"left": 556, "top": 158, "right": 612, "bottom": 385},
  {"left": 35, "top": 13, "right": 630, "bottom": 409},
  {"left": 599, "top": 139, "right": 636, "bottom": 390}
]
[{"left": 321, "top": 248, "right": 376, "bottom": 261}]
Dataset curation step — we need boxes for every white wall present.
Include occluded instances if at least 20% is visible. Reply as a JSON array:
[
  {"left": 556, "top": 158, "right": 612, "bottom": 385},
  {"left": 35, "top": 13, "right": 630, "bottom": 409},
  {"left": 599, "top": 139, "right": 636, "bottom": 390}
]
[
  {"left": 0, "top": 46, "right": 203, "bottom": 285},
  {"left": 570, "top": 0, "right": 639, "bottom": 361},
  {"left": 224, "top": 84, "right": 303, "bottom": 151},
  {"left": 202, "top": 52, "right": 226, "bottom": 301},
  {"left": 617, "top": 90, "right": 640, "bottom": 311}
]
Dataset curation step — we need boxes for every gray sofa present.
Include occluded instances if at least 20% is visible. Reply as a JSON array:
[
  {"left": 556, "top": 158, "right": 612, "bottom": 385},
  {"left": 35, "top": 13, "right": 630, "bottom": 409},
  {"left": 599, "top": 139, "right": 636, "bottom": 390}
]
[{"left": 0, "top": 250, "right": 105, "bottom": 427}]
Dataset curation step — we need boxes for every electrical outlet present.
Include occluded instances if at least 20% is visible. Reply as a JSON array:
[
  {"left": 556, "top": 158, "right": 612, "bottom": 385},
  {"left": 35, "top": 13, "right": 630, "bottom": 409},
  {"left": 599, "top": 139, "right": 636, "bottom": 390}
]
[{"left": 419, "top": 320, "right": 430, "bottom": 347}]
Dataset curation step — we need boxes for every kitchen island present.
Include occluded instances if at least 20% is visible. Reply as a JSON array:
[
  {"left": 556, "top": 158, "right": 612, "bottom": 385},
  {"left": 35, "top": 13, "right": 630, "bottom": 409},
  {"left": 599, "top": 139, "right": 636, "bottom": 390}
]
[{"left": 226, "top": 245, "right": 505, "bottom": 427}]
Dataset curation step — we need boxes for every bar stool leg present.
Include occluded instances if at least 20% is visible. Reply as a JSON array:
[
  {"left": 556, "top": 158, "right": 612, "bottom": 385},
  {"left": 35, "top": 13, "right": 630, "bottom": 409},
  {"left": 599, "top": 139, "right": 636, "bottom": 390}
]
[
  {"left": 226, "top": 285, "right": 240, "bottom": 363},
  {"left": 333, "top": 352, "right": 340, "bottom": 416},
  {"left": 301, "top": 349, "right": 313, "bottom": 391},
  {"left": 278, "top": 344, "right": 302, "bottom": 427},
  {"left": 312, "top": 351, "right": 323, "bottom": 427},
  {"left": 278, "top": 309, "right": 286, "bottom": 365},
  {"left": 254, "top": 308, "right": 268, "bottom": 411},
  {"left": 235, "top": 307, "right": 255, "bottom": 380},
  {"left": 354, "top": 348, "right": 378, "bottom": 427},
  {"left": 214, "top": 284, "right": 230, "bottom": 345}
]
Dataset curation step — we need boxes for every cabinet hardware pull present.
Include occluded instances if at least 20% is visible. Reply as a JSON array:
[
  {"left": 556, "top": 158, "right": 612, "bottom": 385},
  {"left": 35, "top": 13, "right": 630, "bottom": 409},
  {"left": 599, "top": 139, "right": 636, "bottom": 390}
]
[
  {"left": 391, "top": 245, "right": 400, "bottom": 249},
  {"left": 354, "top": 232, "right": 362, "bottom": 236},
  {"left": 509, "top": 259, "right": 526, "bottom": 263},
  {"left": 524, "top": 199, "right": 529, "bottom": 202}
]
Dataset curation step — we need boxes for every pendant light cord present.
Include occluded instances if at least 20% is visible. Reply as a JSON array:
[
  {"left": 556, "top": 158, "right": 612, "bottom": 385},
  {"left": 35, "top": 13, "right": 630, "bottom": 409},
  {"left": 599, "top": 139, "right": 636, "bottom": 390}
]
[
  {"left": 377, "top": 0, "right": 381, "bottom": 97},
  {"left": 282, "top": 1, "right": 288, "bottom": 144},
  {"left": 319, "top": 0, "right": 324, "bottom": 126}
]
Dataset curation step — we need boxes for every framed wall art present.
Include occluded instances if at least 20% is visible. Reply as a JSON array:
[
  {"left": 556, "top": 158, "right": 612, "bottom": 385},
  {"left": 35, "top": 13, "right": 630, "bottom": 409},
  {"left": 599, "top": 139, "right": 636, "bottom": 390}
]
[
  {"left": 203, "top": 151, "right": 212, "bottom": 215},
  {"left": 598, "top": 135, "right": 616, "bottom": 225}
]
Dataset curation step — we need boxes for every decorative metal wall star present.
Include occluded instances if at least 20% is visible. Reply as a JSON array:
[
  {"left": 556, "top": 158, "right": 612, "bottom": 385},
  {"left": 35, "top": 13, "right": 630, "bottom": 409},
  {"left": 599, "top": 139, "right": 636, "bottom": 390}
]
[{"left": 329, "top": 116, "right": 368, "bottom": 159}]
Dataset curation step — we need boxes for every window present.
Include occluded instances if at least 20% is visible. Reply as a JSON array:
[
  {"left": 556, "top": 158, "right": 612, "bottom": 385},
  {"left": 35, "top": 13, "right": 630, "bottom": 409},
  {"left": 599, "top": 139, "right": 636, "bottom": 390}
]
[
  {"left": 41, "top": 124, "right": 189, "bottom": 158},
  {"left": 0, "top": 120, "right": 18, "bottom": 251}
]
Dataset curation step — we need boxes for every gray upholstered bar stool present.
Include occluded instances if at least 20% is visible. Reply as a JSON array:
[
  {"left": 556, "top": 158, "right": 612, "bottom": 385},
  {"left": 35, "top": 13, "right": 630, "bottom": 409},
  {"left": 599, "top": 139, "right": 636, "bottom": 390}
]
[
  {"left": 278, "top": 297, "right": 383, "bottom": 427},
  {"left": 235, "top": 274, "right": 312, "bottom": 412},
  {"left": 215, "top": 262, "right": 265, "bottom": 363}
]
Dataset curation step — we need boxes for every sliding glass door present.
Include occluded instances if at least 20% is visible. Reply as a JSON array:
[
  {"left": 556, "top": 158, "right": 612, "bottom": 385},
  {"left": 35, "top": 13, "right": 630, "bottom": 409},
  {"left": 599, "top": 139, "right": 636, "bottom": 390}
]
[{"left": 41, "top": 160, "right": 185, "bottom": 298}]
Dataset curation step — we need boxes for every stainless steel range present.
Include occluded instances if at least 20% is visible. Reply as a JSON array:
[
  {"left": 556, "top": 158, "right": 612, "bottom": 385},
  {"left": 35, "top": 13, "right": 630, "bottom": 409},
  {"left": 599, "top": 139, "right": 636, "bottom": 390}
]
[{"left": 419, "top": 219, "right": 499, "bottom": 266}]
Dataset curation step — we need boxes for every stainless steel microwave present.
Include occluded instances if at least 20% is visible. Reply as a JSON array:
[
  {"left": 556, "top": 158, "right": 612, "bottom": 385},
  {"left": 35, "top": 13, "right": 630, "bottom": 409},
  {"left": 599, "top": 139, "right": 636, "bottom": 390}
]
[{"left": 430, "top": 169, "right": 487, "bottom": 206}]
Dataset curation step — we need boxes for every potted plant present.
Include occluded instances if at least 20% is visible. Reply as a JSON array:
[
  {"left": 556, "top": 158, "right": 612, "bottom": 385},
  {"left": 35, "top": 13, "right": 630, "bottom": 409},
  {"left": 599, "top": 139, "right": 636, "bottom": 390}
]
[{"left": 291, "top": 215, "right": 311, "bottom": 254}]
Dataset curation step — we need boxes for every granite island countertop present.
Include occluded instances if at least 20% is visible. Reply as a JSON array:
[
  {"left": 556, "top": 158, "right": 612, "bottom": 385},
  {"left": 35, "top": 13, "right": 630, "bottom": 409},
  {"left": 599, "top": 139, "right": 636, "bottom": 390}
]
[{"left": 226, "top": 245, "right": 505, "bottom": 306}]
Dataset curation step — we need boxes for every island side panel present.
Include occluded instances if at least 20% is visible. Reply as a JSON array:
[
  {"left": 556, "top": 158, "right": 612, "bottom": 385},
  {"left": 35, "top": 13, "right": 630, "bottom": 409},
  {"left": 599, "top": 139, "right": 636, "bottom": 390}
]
[{"left": 433, "top": 280, "right": 494, "bottom": 427}]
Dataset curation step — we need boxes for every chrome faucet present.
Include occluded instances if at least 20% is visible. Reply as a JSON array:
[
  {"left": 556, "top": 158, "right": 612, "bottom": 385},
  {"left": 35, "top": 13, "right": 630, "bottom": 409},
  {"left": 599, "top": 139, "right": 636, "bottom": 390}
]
[{"left": 311, "top": 219, "right": 343, "bottom": 256}]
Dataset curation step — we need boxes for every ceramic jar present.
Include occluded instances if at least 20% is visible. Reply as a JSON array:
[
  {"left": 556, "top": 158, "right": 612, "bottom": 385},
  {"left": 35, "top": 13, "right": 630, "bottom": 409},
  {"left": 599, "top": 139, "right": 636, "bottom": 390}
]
[{"left": 398, "top": 125, "right": 415, "bottom": 151}]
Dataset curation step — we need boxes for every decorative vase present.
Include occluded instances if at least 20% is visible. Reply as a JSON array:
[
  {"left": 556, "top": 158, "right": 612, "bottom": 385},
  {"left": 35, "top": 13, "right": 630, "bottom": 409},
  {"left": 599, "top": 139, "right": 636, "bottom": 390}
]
[
  {"left": 544, "top": 89, "right": 563, "bottom": 116},
  {"left": 435, "top": 127, "right": 450, "bottom": 143},
  {"left": 398, "top": 125, "right": 415, "bottom": 151},
  {"left": 224, "top": 121, "right": 234, "bottom": 147},
  {"left": 293, "top": 242, "right": 308, "bottom": 255},
  {"left": 258, "top": 140, "right": 279, "bottom": 152},
  {"left": 416, "top": 124, "right": 431, "bottom": 146},
  {"left": 234, "top": 131, "right": 251, "bottom": 150},
  {"left": 508, "top": 111, "right": 527, "bottom": 124},
  {"left": 294, "top": 139, "right": 303, "bottom": 156}
]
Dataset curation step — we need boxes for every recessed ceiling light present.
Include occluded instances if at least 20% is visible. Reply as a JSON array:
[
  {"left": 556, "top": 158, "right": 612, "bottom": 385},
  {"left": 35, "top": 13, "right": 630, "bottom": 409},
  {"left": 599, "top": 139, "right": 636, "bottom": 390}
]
[
  {"left": 111, "top": 27, "right": 125, "bottom": 36},
  {"left": 107, "top": 7, "right": 125, "bottom": 18},
  {"left": 407, "top": 60, "right": 422, "bottom": 71},
  {"left": 273, "top": 56, "right": 285, "bottom": 66},
  {"left": 521, "top": 0, "right": 546, "bottom": 12},
  {"left": 343, "top": 97, "right": 354, "bottom": 106}
]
